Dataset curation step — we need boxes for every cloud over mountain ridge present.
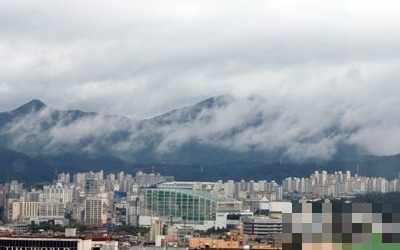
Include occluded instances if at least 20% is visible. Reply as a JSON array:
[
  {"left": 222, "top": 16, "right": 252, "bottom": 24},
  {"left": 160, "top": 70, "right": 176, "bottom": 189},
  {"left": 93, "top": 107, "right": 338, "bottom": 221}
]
[{"left": 0, "top": 95, "right": 398, "bottom": 165}]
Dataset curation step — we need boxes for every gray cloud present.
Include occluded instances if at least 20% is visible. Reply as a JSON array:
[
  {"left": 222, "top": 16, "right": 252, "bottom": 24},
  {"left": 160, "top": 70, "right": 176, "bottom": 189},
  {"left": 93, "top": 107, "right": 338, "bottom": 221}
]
[{"left": 1, "top": 0, "right": 400, "bottom": 158}]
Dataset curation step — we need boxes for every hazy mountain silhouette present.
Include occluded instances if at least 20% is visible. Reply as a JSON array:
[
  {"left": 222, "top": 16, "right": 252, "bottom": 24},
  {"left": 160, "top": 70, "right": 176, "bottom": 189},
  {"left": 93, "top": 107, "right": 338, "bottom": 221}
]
[{"left": 0, "top": 96, "right": 399, "bottom": 183}]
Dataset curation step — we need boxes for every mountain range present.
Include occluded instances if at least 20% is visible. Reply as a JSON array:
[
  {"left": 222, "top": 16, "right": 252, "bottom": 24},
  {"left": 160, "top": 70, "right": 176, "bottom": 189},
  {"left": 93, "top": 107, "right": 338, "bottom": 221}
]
[{"left": 1, "top": 96, "right": 399, "bottom": 184}]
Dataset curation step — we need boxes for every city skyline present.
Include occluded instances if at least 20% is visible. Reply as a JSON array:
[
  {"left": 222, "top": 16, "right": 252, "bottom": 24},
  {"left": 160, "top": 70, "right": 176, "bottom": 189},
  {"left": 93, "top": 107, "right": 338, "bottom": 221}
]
[
  {"left": 2, "top": 1, "right": 400, "bottom": 248},
  {"left": 3, "top": 168, "right": 400, "bottom": 248}
]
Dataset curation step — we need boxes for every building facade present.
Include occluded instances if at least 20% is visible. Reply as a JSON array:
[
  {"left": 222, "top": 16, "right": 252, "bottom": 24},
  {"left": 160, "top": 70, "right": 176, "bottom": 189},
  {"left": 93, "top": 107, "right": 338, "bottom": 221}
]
[
  {"left": 141, "top": 189, "right": 242, "bottom": 222},
  {"left": 84, "top": 198, "right": 105, "bottom": 227},
  {"left": 242, "top": 217, "right": 282, "bottom": 235},
  {"left": 0, "top": 235, "right": 117, "bottom": 250}
]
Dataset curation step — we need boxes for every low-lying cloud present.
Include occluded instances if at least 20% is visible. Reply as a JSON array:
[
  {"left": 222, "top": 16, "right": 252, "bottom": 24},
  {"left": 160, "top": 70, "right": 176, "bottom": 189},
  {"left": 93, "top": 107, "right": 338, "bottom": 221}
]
[
  {"left": 2, "top": 88, "right": 400, "bottom": 162},
  {"left": 1, "top": 1, "right": 400, "bottom": 161}
]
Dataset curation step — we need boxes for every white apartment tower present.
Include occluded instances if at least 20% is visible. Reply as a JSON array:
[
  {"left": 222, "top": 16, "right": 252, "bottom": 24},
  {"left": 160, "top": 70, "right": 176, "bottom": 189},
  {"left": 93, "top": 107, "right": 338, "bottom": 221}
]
[{"left": 41, "top": 183, "right": 72, "bottom": 203}]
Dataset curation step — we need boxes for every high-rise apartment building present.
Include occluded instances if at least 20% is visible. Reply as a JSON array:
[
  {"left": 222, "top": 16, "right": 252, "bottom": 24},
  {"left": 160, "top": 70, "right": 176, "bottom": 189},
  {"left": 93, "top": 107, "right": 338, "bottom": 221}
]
[
  {"left": 41, "top": 183, "right": 72, "bottom": 203},
  {"left": 84, "top": 198, "right": 104, "bottom": 227}
]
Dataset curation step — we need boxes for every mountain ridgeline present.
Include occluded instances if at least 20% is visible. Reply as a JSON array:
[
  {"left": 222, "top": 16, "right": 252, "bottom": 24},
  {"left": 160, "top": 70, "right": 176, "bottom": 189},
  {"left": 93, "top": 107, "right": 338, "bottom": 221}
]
[{"left": 0, "top": 97, "right": 399, "bottom": 183}]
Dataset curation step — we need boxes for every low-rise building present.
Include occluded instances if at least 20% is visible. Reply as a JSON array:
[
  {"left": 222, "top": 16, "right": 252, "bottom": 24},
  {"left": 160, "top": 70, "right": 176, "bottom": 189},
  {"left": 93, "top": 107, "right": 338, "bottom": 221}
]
[
  {"left": 242, "top": 217, "right": 282, "bottom": 236},
  {"left": 0, "top": 234, "right": 118, "bottom": 250}
]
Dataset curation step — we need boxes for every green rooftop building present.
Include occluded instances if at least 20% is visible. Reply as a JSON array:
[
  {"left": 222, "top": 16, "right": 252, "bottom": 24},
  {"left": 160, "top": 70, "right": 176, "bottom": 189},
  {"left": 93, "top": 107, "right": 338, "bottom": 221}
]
[{"left": 141, "top": 189, "right": 242, "bottom": 223}]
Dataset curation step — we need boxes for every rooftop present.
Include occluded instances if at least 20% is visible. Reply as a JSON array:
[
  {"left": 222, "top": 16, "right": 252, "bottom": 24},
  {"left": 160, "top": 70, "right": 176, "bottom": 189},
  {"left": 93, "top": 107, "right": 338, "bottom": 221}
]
[{"left": 144, "top": 188, "right": 241, "bottom": 203}]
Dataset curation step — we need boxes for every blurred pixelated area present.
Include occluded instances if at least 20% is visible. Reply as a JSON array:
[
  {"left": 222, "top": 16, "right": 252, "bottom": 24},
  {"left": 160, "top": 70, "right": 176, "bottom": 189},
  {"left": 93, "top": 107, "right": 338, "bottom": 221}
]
[{"left": 282, "top": 203, "right": 400, "bottom": 250}]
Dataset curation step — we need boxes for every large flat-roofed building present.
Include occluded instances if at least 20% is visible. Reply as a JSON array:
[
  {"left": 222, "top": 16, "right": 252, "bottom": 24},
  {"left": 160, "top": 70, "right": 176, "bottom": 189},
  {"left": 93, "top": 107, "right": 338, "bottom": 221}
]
[
  {"left": 141, "top": 189, "right": 242, "bottom": 222},
  {"left": 9, "top": 200, "right": 39, "bottom": 221},
  {"left": 8, "top": 199, "right": 67, "bottom": 223}
]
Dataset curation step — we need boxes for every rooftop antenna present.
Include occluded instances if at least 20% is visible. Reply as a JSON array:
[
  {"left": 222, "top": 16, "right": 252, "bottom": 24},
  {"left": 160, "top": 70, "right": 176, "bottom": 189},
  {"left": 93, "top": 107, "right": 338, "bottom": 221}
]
[
  {"left": 152, "top": 166, "right": 154, "bottom": 174},
  {"left": 169, "top": 215, "right": 173, "bottom": 226},
  {"left": 182, "top": 215, "right": 187, "bottom": 227}
]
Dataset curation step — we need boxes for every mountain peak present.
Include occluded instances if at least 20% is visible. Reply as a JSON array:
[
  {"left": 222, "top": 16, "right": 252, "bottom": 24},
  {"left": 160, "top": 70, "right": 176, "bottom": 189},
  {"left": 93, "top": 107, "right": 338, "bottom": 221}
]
[
  {"left": 12, "top": 99, "right": 47, "bottom": 114},
  {"left": 23, "top": 99, "right": 46, "bottom": 110},
  {"left": 196, "top": 94, "right": 232, "bottom": 109}
]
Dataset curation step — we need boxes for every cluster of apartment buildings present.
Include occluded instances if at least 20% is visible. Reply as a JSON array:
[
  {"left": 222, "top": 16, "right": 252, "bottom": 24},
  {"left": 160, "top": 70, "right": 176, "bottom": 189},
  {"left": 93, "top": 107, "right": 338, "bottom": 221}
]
[
  {"left": 0, "top": 171, "right": 171, "bottom": 227},
  {"left": 1, "top": 169, "right": 400, "bottom": 249},
  {"left": 1, "top": 169, "right": 398, "bottom": 230},
  {"left": 0, "top": 170, "right": 284, "bottom": 232},
  {"left": 282, "top": 170, "right": 400, "bottom": 197}
]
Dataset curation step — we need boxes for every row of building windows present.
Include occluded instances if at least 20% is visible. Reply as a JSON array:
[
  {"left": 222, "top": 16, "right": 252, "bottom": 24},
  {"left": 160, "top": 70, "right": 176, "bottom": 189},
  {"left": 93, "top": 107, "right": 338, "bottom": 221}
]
[
  {"left": 0, "top": 239, "right": 78, "bottom": 248},
  {"left": 143, "top": 189, "right": 241, "bottom": 222}
]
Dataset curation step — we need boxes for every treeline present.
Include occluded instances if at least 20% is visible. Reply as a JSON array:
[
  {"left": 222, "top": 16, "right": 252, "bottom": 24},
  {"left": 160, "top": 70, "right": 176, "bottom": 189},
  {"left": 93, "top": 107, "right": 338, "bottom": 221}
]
[
  {"left": 29, "top": 221, "right": 149, "bottom": 235},
  {"left": 352, "top": 192, "right": 400, "bottom": 203},
  {"left": 112, "top": 225, "right": 150, "bottom": 235}
]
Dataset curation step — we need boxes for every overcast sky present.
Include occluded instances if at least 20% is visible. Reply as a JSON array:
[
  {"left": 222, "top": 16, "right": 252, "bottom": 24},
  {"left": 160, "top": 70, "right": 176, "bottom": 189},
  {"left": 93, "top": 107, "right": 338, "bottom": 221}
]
[{"left": 1, "top": 0, "right": 400, "bottom": 156}]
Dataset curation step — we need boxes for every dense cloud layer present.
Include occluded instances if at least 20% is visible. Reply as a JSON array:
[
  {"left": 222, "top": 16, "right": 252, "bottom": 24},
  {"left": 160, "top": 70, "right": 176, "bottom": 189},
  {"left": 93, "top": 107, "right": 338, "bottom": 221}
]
[
  {"left": 1, "top": 94, "right": 400, "bottom": 162},
  {"left": 1, "top": 1, "right": 400, "bottom": 159}
]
